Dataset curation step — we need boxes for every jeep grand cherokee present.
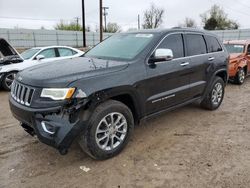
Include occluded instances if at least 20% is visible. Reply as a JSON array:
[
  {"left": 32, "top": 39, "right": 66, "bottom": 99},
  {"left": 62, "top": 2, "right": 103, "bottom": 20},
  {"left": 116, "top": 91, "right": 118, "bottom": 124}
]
[{"left": 9, "top": 28, "right": 229, "bottom": 160}]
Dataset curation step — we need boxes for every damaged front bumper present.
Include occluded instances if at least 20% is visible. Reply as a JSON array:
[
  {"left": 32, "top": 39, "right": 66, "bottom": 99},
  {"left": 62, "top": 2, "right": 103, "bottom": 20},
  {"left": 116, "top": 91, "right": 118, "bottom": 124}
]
[
  {"left": 9, "top": 96, "right": 87, "bottom": 155},
  {"left": 0, "top": 72, "right": 4, "bottom": 87}
]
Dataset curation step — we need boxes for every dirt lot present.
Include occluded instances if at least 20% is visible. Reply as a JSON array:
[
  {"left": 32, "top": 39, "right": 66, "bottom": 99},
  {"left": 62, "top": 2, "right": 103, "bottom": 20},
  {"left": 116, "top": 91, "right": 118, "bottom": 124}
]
[{"left": 1, "top": 81, "right": 250, "bottom": 188}]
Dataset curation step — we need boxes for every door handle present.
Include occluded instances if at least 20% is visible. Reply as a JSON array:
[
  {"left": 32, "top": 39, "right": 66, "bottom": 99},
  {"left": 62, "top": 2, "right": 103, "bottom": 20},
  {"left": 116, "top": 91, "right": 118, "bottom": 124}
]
[
  {"left": 208, "top": 57, "right": 215, "bottom": 61},
  {"left": 180, "top": 62, "right": 190, "bottom": 67}
]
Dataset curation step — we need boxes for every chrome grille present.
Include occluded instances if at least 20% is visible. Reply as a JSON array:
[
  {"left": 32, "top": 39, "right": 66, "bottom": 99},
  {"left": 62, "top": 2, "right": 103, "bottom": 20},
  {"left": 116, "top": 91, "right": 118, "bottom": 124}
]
[{"left": 11, "top": 81, "right": 35, "bottom": 106}]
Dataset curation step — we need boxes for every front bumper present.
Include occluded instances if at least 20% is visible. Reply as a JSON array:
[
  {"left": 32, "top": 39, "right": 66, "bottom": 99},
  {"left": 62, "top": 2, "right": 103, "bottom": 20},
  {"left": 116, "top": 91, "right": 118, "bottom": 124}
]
[
  {"left": 9, "top": 96, "right": 86, "bottom": 154},
  {"left": 0, "top": 72, "right": 4, "bottom": 87}
]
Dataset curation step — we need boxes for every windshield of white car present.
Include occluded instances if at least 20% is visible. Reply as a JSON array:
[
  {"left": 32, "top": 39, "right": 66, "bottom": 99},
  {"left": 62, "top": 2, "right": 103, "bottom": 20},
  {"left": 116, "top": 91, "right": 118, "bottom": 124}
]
[
  {"left": 21, "top": 48, "right": 41, "bottom": 60},
  {"left": 224, "top": 44, "right": 245, "bottom": 54},
  {"left": 84, "top": 33, "right": 155, "bottom": 60}
]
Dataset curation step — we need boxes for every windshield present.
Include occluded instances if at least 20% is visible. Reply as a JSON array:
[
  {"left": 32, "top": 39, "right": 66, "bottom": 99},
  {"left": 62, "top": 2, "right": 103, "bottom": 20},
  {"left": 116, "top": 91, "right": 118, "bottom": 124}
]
[
  {"left": 85, "top": 33, "right": 154, "bottom": 60},
  {"left": 224, "top": 44, "right": 245, "bottom": 54},
  {"left": 21, "top": 48, "right": 40, "bottom": 60}
]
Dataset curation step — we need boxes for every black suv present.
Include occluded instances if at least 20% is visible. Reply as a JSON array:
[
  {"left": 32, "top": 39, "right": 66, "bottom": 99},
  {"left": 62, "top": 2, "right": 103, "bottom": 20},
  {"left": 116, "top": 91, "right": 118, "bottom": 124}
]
[{"left": 9, "top": 28, "right": 228, "bottom": 160}]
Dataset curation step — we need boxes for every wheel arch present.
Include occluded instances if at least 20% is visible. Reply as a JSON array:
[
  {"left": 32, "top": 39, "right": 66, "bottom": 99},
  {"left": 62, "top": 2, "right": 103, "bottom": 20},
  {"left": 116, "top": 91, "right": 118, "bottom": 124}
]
[
  {"left": 85, "top": 87, "right": 142, "bottom": 125},
  {"left": 215, "top": 69, "right": 228, "bottom": 84}
]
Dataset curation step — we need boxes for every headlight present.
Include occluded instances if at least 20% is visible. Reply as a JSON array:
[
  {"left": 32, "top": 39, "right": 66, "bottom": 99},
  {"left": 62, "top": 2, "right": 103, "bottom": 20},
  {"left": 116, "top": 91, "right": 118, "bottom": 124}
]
[{"left": 41, "top": 88, "right": 75, "bottom": 100}]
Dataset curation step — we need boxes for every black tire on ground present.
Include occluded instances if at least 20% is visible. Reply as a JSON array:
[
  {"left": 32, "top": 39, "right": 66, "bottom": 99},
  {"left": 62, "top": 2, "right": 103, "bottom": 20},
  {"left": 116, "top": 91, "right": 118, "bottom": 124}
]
[
  {"left": 2, "top": 72, "right": 17, "bottom": 91},
  {"left": 234, "top": 68, "right": 245, "bottom": 85},
  {"left": 78, "top": 100, "right": 134, "bottom": 160},
  {"left": 200, "top": 76, "right": 225, "bottom": 111}
]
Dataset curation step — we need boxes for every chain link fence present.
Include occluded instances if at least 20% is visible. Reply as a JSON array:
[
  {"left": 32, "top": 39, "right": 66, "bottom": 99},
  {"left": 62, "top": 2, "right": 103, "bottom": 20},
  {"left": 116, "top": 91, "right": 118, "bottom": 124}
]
[{"left": 1, "top": 28, "right": 250, "bottom": 49}]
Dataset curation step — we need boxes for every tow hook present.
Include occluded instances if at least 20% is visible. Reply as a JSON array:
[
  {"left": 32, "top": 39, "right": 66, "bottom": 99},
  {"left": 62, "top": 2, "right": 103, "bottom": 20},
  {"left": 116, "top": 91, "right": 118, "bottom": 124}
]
[
  {"left": 59, "top": 148, "right": 68, "bottom": 155},
  {"left": 20, "top": 123, "right": 35, "bottom": 136}
]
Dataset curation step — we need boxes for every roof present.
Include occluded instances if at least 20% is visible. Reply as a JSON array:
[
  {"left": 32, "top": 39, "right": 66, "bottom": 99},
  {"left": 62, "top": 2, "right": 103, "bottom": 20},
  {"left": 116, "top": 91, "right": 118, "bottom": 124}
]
[
  {"left": 31, "top": 46, "right": 78, "bottom": 50},
  {"left": 125, "top": 27, "right": 217, "bottom": 36},
  {"left": 223, "top": 40, "right": 250, "bottom": 45}
]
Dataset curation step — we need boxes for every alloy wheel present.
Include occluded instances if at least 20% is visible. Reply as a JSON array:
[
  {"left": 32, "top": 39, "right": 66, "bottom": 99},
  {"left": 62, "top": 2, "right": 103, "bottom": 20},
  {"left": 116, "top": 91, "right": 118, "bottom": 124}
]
[
  {"left": 5, "top": 72, "right": 16, "bottom": 89},
  {"left": 211, "top": 83, "right": 223, "bottom": 106},
  {"left": 95, "top": 112, "right": 128, "bottom": 151},
  {"left": 238, "top": 69, "right": 245, "bottom": 83}
]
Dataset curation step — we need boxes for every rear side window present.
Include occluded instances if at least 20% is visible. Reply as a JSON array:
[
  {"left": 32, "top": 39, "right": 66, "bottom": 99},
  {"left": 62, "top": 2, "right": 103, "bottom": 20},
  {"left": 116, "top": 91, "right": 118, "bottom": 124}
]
[
  {"left": 158, "top": 34, "right": 184, "bottom": 59},
  {"left": 206, "top": 36, "right": 222, "bottom": 53},
  {"left": 185, "top": 34, "right": 207, "bottom": 56},
  {"left": 58, "top": 48, "right": 74, "bottom": 57}
]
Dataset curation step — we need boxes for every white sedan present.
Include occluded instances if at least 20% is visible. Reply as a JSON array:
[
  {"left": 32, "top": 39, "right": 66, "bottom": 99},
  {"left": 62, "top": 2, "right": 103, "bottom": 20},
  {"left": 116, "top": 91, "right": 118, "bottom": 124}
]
[{"left": 0, "top": 46, "right": 84, "bottom": 90}]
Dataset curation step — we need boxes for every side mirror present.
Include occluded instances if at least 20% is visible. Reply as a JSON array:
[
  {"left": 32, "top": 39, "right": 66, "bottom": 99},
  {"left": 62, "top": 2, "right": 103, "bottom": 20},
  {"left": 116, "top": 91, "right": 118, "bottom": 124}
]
[
  {"left": 149, "top": 48, "right": 174, "bottom": 64},
  {"left": 36, "top": 55, "right": 45, "bottom": 61}
]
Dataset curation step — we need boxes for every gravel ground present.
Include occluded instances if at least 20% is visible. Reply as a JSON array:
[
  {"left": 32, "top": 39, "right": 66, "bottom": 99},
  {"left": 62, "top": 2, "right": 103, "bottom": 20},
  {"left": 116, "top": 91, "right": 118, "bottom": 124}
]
[{"left": 1, "top": 81, "right": 250, "bottom": 188}]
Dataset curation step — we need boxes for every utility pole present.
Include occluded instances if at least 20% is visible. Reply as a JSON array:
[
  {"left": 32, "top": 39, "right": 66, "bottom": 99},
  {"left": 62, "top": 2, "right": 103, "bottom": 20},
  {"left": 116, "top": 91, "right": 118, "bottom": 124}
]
[
  {"left": 82, "top": 0, "right": 86, "bottom": 47},
  {"left": 138, "top": 14, "right": 140, "bottom": 30},
  {"left": 99, "top": 0, "right": 103, "bottom": 42},
  {"left": 75, "top": 17, "right": 80, "bottom": 31},
  {"left": 103, "top": 7, "right": 109, "bottom": 32}
]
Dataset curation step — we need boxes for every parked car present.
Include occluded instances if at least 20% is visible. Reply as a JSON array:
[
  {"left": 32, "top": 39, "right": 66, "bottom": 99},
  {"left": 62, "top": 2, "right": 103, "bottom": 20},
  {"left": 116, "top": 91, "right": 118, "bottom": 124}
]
[
  {"left": 224, "top": 40, "right": 250, "bottom": 84},
  {"left": 0, "top": 38, "right": 24, "bottom": 90},
  {"left": 0, "top": 46, "right": 84, "bottom": 90},
  {"left": 9, "top": 28, "right": 228, "bottom": 160}
]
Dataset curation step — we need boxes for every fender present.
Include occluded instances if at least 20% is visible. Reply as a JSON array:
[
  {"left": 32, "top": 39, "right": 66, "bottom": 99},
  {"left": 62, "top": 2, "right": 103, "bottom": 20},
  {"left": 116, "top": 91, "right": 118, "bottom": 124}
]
[
  {"left": 238, "top": 59, "right": 247, "bottom": 69},
  {"left": 202, "top": 68, "right": 228, "bottom": 99},
  {"left": 80, "top": 85, "right": 143, "bottom": 122}
]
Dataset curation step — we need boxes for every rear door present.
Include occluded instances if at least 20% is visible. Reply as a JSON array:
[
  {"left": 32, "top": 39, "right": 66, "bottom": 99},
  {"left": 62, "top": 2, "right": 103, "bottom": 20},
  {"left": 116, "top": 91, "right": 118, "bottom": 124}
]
[
  {"left": 56, "top": 47, "right": 76, "bottom": 60},
  {"left": 184, "top": 33, "right": 212, "bottom": 98},
  {"left": 145, "top": 33, "right": 192, "bottom": 115}
]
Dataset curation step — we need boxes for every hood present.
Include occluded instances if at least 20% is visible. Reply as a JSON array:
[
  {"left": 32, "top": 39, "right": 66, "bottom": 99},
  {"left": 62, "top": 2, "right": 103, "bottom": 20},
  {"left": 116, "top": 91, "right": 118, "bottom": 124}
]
[
  {"left": 18, "top": 57, "right": 129, "bottom": 87},
  {"left": 229, "top": 53, "right": 243, "bottom": 62},
  {"left": 0, "top": 38, "right": 23, "bottom": 66}
]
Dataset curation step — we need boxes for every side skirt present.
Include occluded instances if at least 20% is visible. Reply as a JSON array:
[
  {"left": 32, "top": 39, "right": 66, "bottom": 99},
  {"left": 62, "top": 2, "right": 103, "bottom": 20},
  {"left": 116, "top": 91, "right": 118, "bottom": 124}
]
[{"left": 141, "top": 97, "right": 201, "bottom": 122}]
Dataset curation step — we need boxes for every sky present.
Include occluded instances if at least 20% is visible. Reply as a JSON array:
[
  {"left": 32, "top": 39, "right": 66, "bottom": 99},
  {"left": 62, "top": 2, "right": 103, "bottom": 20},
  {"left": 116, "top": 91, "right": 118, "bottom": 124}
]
[{"left": 0, "top": 0, "right": 250, "bottom": 31}]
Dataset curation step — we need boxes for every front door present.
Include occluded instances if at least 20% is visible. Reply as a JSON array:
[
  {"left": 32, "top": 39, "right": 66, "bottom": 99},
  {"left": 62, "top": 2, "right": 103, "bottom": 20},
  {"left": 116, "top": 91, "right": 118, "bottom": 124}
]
[{"left": 145, "top": 33, "right": 192, "bottom": 115}]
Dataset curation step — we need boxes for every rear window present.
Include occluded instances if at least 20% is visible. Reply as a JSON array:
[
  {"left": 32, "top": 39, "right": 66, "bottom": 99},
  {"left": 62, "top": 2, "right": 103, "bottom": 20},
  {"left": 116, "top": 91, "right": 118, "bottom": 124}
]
[
  {"left": 206, "top": 36, "right": 223, "bottom": 53},
  {"left": 186, "top": 34, "right": 207, "bottom": 56}
]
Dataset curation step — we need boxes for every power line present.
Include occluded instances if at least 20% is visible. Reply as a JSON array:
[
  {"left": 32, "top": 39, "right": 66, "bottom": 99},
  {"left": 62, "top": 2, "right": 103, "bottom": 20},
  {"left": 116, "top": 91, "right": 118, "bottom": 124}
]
[
  {"left": 0, "top": 16, "right": 70, "bottom": 22},
  {"left": 103, "top": 7, "right": 109, "bottom": 32},
  {"left": 233, "top": 0, "right": 250, "bottom": 10},
  {"left": 208, "top": 0, "right": 250, "bottom": 17}
]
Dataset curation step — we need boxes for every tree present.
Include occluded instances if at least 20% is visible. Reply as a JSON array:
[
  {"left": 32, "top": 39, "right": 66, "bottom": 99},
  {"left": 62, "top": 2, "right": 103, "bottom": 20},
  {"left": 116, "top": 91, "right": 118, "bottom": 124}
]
[
  {"left": 179, "top": 17, "right": 197, "bottom": 28},
  {"left": 201, "top": 5, "right": 239, "bottom": 30},
  {"left": 105, "top": 22, "right": 121, "bottom": 33},
  {"left": 142, "top": 4, "right": 165, "bottom": 29},
  {"left": 54, "top": 20, "right": 83, "bottom": 31}
]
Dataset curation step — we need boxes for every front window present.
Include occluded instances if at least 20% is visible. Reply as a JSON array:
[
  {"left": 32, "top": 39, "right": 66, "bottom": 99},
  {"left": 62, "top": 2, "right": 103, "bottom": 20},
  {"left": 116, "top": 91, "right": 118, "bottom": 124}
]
[
  {"left": 21, "top": 48, "right": 40, "bottom": 60},
  {"left": 224, "top": 44, "right": 245, "bottom": 54},
  {"left": 85, "top": 33, "right": 155, "bottom": 60}
]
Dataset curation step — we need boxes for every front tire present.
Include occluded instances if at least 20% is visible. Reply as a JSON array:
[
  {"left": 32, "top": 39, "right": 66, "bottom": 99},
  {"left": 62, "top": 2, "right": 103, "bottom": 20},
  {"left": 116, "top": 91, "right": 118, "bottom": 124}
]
[
  {"left": 2, "top": 72, "right": 17, "bottom": 91},
  {"left": 235, "top": 68, "right": 245, "bottom": 85},
  {"left": 201, "top": 76, "right": 225, "bottom": 110},
  {"left": 78, "top": 100, "right": 134, "bottom": 160}
]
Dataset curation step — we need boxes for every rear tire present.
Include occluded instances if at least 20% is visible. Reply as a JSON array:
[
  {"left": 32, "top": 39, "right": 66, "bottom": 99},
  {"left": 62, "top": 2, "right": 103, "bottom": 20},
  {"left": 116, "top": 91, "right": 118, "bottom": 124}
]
[
  {"left": 78, "top": 100, "right": 134, "bottom": 160},
  {"left": 201, "top": 76, "right": 225, "bottom": 110},
  {"left": 2, "top": 72, "right": 17, "bottom": 91},
  {"left": 234, "top": 68, "right": 245, "bottom": 85}
]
